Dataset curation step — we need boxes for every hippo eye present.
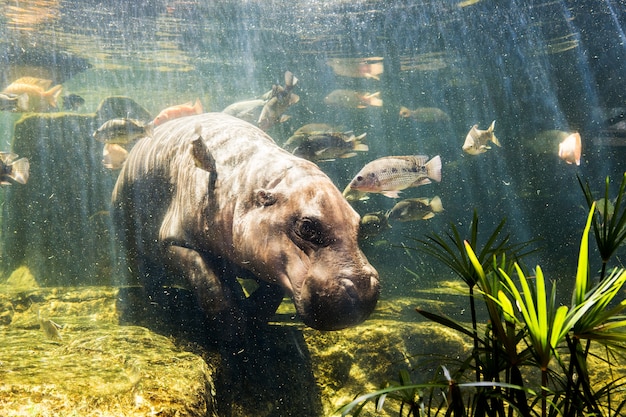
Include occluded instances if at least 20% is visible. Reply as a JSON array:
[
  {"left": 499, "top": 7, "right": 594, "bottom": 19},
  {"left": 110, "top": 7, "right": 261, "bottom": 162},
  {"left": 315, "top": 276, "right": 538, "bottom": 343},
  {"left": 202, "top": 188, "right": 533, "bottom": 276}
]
[{"left": 294, "top": 217, "right": 327, "bottom": 246}]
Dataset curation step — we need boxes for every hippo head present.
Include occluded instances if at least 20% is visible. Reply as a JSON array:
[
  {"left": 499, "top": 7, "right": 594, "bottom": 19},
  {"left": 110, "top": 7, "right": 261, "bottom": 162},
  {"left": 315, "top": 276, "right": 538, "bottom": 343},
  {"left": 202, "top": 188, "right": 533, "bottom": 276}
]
[{"left": 232, "top": 166, "right": 380, "bottom": 330}]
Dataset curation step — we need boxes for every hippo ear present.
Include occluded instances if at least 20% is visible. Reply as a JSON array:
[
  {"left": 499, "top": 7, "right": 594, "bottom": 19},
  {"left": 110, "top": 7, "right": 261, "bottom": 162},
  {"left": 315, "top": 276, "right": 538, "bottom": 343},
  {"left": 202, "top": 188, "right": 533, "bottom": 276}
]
[
  {"left": 191, "top": 138, "right": 216, "bottom": 173},
  {"left": 255, "top": 189, "right": 278, "bottom": 207}
]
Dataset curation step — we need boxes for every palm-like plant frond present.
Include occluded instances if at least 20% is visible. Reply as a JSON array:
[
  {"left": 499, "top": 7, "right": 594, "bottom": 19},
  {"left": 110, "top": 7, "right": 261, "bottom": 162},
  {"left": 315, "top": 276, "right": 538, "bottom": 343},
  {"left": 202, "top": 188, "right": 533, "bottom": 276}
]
[{"left": 578, "top": 173, "right": 626, "bottom": 280}]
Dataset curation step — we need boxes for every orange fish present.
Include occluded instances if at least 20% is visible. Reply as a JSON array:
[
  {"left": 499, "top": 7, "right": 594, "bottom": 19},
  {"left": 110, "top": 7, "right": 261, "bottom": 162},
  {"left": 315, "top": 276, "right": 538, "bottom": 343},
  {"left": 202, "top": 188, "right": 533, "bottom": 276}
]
[
  {"left": 558, "top": 132, "right": 582, "bottom": 165},
  {"left": 327, "top": 57, "right": 384, "bottom": 80},
  {"left": 153, "top": 98, "right": 203, "bottom": 126},
  {"left": 2, "top": 76, "right": 63, "bottom": 111},
  {"left": 102, "top": 143, "right": 128, "bottom": 170},
  {"left": 324, "top": 89, "right": 383, "bottom": 109}
]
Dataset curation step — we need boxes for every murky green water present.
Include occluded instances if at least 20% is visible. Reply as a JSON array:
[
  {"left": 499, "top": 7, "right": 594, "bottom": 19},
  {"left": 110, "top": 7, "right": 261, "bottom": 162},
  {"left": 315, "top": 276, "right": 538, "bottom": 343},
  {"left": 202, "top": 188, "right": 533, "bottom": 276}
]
[{"left": 0, "top": 1, "right": 625, "bottom": 415}]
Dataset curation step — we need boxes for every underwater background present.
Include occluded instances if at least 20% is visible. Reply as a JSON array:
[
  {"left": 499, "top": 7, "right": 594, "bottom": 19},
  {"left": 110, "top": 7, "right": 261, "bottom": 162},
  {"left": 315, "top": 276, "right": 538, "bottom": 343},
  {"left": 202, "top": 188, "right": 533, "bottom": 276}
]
[
  {"left": 0, "top": 0, "right": 625, "bottom": 415},
  {"left": 0, "top": 0, "right": 623, "bottom": 292}
]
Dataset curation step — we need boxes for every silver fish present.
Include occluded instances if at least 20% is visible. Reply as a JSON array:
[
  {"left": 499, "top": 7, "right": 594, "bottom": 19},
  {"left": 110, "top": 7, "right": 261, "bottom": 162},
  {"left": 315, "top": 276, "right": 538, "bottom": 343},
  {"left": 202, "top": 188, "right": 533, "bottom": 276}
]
[
  {"left": 38, "top": 309, "right": 63, "bottom": 341},
  {"left": 258, "top": 71, "right": 299, "bottom": 131},
  {"left": 0, "top": 152, "right": 29, "bottom": 185},
  {"left": 93, "top": 118, "right": 153, "bottom": 144},
  {"left": 462, "top": 121, "right": 500, "bottom": 155},
  {"left": 324, "top": 89, "right": 382, "bottom": 109},
  {"left": 399, "top": 106, "right": 450, "bottom": 123},
  {"left": 284, "top": 123, "right": 368, "bottom": 162},
  {"left": 326, "top": 57, "right": 384, "bottom": 80},
  {"left": 221, "top": 99, "right": 266, "bottom": 125},
  {"left": 0, "top": 92, "right": 29, "bottom": 112},
  {"left": 344, "top": 155, "right": 442, "bottom": 199},
  {"left": 388, "top": 196, "right": 444, "bottom": 222}
]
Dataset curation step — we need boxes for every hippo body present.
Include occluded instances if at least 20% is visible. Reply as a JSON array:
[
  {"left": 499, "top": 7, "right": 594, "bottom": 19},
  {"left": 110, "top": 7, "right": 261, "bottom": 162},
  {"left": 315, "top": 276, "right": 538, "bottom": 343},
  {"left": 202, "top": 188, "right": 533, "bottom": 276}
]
[{"left": 111, "top": 112, "right": 379, "bottom": 331}]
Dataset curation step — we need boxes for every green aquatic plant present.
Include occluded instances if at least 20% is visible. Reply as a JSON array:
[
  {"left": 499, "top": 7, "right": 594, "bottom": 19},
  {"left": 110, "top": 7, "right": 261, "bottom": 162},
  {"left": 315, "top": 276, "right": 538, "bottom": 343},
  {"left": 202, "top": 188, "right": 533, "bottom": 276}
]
[
  {"left": 578, "top": 172, "right": 626, "bottom": 281},
  {"left": 339, "top": 204, "right": 626, "bottom": 417},
  {"left": 410, "top": 210, "right": 537, "bottom": 384}
]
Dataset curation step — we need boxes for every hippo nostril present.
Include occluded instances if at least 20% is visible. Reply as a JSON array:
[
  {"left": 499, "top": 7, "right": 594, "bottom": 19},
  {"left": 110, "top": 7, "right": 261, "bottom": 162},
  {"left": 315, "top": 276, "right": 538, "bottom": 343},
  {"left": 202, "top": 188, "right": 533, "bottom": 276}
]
[{"left": 339, "top": 278, "right": 358, "bottom": 299}]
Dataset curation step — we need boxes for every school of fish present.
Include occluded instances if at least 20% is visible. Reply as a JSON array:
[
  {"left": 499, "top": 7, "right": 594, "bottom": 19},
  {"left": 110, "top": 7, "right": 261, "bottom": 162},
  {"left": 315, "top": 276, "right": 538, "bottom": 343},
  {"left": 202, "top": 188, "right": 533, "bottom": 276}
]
[{"left": 0, "top": 60, "right": 590, "bottom": 245}]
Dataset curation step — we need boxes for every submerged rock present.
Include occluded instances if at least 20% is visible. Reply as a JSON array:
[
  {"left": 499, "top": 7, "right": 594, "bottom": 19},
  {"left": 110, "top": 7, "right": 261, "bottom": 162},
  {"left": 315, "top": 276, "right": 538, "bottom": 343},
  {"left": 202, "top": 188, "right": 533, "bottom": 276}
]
[
  {"left": 0, "top": 283, "right": 219, "bottom": 417},
  {"left": 0, "top": 97, "right": 153, "bottom": 286},
  {"left": 0, "top": 283, "right": 476, "bottom": 417}
]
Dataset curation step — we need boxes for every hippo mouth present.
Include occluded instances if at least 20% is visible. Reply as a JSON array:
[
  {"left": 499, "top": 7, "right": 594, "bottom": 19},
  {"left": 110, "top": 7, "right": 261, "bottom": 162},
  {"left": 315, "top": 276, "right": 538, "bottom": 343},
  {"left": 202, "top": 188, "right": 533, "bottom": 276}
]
[{"left": 297, "top": 272, "right": 380, "bottom": 331}]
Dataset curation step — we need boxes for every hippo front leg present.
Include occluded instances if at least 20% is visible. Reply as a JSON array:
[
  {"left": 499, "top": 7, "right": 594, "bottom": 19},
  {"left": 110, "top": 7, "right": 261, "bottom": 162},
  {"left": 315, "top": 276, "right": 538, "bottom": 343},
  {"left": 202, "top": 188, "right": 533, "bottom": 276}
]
[
  {"left": 163, "top": 245, "right": 246, "bottom": 337},
  {"left": 242, "top": 282, "right": 285, "bottom": 327}
]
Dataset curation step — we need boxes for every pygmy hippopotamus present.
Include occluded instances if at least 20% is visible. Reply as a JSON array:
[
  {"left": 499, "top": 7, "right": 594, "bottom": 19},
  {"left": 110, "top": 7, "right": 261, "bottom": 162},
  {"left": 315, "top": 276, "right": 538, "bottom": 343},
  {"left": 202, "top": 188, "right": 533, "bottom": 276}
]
[{"left": 111, "top": 112, "right": 379, "bottom": 331}]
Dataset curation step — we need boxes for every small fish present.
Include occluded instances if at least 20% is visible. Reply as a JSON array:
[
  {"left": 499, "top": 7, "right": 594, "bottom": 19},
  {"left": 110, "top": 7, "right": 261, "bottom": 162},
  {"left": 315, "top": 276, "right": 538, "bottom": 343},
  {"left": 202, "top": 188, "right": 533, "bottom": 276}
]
[
  {"left": 345, "top": 155, "right": 442, "bottom": 199},
  {"left": 324, "top": 89, "right": 383, "bottom": 109},
  {"left": 284, "top": 123, "right": 368, "bottom": 162},
  {"left": 62, "top": 94, "right": 85, "bottom": 111},
  {"left": 102, "top": 143, "right": 128, "bottom": 170},
  {"left": 462, "top": 121, "right": 500, "bottom": 155},
  {"left": 399, "top": 106, "right": 450, "bottom": 123},
  {"left": 388, "top": 196, "right": 444, "bottom": 222},
  {"left": 342, "top": 185, "right": 369, "bottom": 202},
  {"left": 603, "top": 112, "right": 626, "bottom": 138},
  {"left": 359, "top": 211, "right": 391, "bottom": 239},
  {"left": 222, "top": 99, "right": 266, "bottom": 124},
  {"left": 38, "top": 309, "right": 62, "bottom": 341},
  {"left": 153, "top": 98, "right": 204, "bottom": 127},
  {"left": 595, "top": 197, "right": 614, "bottom": 221},
  {"left": 258, "top": 71, "right": 299, "bottom": 131},
  {"left": 0, "top": 152, "right": 29, "bottom": 185},
  {"left": 0, "top": 92, "right": 29, "bottom": 111},
  {"left": 2, "top": 76, "right": 63, "bottom": 111},
  {"left": 327, "top": 57, "right": 384, "bottom": 80},
  {"left": 558, "top": 132, "right": 582, "bottom": 166},
  {"left": 93, "top": 118, "right": 153, "bottom": 144}
]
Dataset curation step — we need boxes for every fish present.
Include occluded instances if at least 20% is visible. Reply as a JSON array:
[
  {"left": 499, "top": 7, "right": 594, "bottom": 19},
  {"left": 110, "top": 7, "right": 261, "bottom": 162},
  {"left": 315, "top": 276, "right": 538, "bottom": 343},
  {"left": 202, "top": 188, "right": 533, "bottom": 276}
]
[
  {"left": 595, "top": 197, "right": 614, "bottom": 221},
  {"left": 258, "top": 71, "right": 299, "bottom": 131},
  {"left": 0, "top": 152, "right": 30, "bottom": 185},
  {"left": 326, "top": 57, "right": 384, "bottom": 80},
  {"left": 342, "top": 186, "right": 369, "bottom": 202},
  {"left": 388, "top": 196, "right": 444, "bottom": 222},
  {"left": 153, "top": 98, "right": 204, "bottom": 127},
  {"left": 102, "top": 143, "right": 128, "bottom": 170},
  {"left": 0, "top": 92, "right": 29, "bottom": 111},
  {"left": 324, "top": 89, "right": 383, "bottom": 109},
  {"left": 2, "top": 76, "right": 63, "bottom": 111},
  {"left": 62, "top": 94, "right": 85, "bottom": 111},
  {"left": 558, "top": 132, "right": 582, "bottom": 165},
  {"left": 222, "top": 99, "right": 266, "bottom": 124},
  {"left": 93, "top": 118, "right": 153, "bottom": 144},
  {"left": 344, "top": 155, "right": 442, "bottom": 199},
  {"left": 399, "top": 106, "right": 450, "bottom": 123},
  {"left": 284, "top": 123, "right": 368, "bottom": 162},
  {"left": 359, "top": 211, "right": 391, "bottom": 239},
  {"left": 38, "top": 309, "right": 62, "bottom": 341},
  {"left": 462, "top": 121, "right": 500, "bottom": 155}
]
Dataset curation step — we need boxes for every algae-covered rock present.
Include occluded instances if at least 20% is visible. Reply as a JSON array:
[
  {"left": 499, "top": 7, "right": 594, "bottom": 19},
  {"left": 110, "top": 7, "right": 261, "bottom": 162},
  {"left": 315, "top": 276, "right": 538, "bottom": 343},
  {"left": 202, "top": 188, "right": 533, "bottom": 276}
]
[
  {"left": 0, "top": 96, "right": 152, "bottom": 287},
  {"left": 1, "top": 112, "right": 116, "bottom": 286},
  {"left": 0, "top": 285, "right": 219, "bottom": 417},
  {"left": 305, "top": 318, "right": 472, "bottom": 416}
]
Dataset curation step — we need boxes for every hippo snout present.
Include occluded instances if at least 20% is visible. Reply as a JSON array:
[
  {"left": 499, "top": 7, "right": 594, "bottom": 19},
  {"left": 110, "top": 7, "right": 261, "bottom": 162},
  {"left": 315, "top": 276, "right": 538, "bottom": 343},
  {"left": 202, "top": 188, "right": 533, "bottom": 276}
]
[{"left": 298, "top": 268, "right": 380, "bottom": 331}]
